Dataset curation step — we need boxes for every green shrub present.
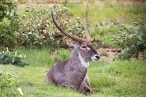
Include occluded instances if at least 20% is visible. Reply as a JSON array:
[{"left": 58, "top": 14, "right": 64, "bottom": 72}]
[
  {"left": 112, "top": 19, "right": 146, "bottom": 59},
  {"left": 0, "top": 71, "right": 23, "bottom": 97},
  {"left": 0, "top": 48, "right": 29, "bottom": 67},
  {"left": 0, "top": 0, "right": 19, "bottom": 49},
  {"left": 17, "top": 5, "right": 85, "bottom": 48}
]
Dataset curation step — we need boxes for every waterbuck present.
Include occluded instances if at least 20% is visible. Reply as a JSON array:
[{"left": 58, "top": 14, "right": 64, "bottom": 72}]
[{"left": 44, "top": 11, "right": 100, "bottom": 95}]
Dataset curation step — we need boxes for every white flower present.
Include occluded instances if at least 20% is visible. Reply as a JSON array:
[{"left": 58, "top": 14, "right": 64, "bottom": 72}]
[{"left": 17, "top": 88, "right": 23, "bottom": 96}]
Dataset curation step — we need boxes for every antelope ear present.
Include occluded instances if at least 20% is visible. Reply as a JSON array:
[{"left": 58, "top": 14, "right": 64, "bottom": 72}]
[{"left": 66, "top": 40, "right": 80, "bottom": 48}]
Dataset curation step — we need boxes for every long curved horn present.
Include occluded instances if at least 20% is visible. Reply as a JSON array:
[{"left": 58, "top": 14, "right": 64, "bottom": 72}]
[
  {"left": 85, "top": 10, "right": 91, "bottom": 42},
  {"left": 51, "top": 12, "right": 85, "bottom": 43}
]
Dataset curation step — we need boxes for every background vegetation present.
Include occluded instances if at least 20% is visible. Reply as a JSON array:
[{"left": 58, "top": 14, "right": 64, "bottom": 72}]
[
  {"left": 0, "top": 0, "right": 19, "bottom": 49},
  {"left": 0, "top": 0, "right": 146, "bottom": 97}
]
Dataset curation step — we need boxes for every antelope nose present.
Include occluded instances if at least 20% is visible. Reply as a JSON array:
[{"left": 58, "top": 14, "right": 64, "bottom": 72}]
[
  {"left": 92, "top": 54, "right": 100, "bottom": 61},
  {"left": 95, "top": 55, "right": 100, "bottom": 60}
]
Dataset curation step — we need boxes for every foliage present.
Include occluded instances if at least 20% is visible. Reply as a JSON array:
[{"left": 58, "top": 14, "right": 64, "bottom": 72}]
[
  {"left": 112, "top": 19, "right": 146, "bottom": 59},
  {"left": 17, "top": 5, "right": 85, "bottom": 48},
  {"left": 1, "top": 0, "right": 146, "bottom": 49},
  {"left": 0, "top": 0, "right": 16, "bottom": 20},
  {"left": 0, "top": 0, "right": 19, "bottom": 49},
  {"left": 18, "top": 0, "right": 27, "bottom": 4},
  {"left": 0, "top": 48, "right": 29, "bottom": 67},
  {"left": 0, "top": 71, "right": 23, "bottom": 97}
]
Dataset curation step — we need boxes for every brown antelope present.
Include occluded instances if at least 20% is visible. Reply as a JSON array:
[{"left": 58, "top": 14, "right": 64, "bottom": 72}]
[{"left": 44, "top": 11, "right": 100, "bottom": 95}]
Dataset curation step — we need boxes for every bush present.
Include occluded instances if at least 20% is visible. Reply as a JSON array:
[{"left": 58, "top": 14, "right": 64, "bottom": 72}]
[
  {"left": 16, "top": 5, "right": 85, "bottom": 48},
  {"left": 112, "top": 19, "right": 146, "bottom": 59},
  {"left": 0, "top": 0, "right": 19, "bottom": 49},
  {"left": 0, "top": 48, "right": 29, "bottom": 67}
]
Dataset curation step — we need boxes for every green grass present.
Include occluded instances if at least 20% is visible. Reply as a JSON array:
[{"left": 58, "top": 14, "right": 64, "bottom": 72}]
[
  {"left": 1, "top": 49, "right": 146, "bottom": 97},
  {"left": 65, "top": 1, "right": 146, "bottom": 23}
]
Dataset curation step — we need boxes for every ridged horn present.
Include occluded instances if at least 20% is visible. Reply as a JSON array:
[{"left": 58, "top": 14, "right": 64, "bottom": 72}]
[
  {"left": 51, "top": 12, "right": 85, "bottom": 44},
  {"left": 85, "top": 10, "right": 91, "bottom": 42}
]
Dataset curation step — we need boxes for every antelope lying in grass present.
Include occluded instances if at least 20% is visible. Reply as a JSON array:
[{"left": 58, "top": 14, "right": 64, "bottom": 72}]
[{"left": 44, "top": 11, "right": 100, "bottom": 95}]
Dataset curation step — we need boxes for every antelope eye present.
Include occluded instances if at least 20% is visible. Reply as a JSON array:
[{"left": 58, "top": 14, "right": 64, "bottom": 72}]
[{"left": 82, "top": 45, "right": 87, "bottom": 48}]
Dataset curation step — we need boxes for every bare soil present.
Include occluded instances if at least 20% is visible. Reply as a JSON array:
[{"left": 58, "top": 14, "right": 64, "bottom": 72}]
[
  {"left": 97, "top": 48, "right": 121, "bottom": 62},
  {"left": 18, "top": 0, "right": 146, "bottom": 8},
  {"left": 18, "top": 3, "right": 61, "bottom": 8},
  {"left": 97, "top": 47, "right": 146, "bottom": 62}
]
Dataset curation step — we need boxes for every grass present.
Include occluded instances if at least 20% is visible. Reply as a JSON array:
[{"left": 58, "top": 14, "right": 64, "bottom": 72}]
[
  {"left": 1, "top": 49, "right": 146, "bottom": 97},
  {"left": 65, "top": 1, "right": 146, "bottom": 23}
]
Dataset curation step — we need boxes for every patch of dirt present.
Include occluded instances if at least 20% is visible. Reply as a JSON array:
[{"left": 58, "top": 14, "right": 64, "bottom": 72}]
[
  {"left": 18, "top": 3, "right": 61, "bottom": 8},
  {"left": 94, "top": 0, "right": 146, "bottom": 6},
  {"left": 97, "top": 47, "right": 146, "bottom": 62},
  {"left": 18, "top": 0, "right": 146, "bottom": 8},
  {"left": 97, "top": 47, "right": 121, "bottom": 62}
]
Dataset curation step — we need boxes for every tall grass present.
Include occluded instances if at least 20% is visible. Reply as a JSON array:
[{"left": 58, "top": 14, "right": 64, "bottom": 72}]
[
  {"left": 17, "top": 0, "right": 146, "bottom": 24},
  {"left": 66, "top": 1, "right": 146, "bottom": 24}
]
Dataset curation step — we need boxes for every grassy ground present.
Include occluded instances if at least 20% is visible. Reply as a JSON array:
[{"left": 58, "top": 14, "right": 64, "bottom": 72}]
[{"left": 1, "top": 49, "right": 146, "bottom": 97}]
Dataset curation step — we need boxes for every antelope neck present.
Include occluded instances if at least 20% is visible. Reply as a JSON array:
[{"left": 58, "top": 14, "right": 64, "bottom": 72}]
[{"left": 78, "top": 53, "right": 89, "bottom": 68}]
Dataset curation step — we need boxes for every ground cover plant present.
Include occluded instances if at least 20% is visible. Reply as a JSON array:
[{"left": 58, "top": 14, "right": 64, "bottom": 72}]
[
  {"left": 0, "top": 0, "right": 146, "bottom": 96},
  {"left": 0, "top": 48, "right": 29, "bottom": 67},
  {"left": 0, "top": 70, "right": 23, "bottom": 97}
]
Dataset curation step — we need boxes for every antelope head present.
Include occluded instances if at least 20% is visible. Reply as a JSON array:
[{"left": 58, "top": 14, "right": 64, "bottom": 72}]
[{"left": 51, "top": 11, "right": 100, "bottom": 63}]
